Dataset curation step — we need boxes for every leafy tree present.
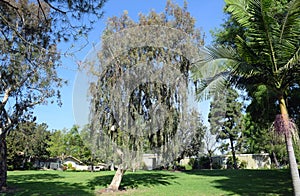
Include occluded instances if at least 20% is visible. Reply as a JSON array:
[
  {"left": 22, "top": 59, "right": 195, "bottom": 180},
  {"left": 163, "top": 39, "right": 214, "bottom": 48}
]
[
  {"left": 208, "top": 85, "right": 243, "bottom": 169},
  {"left": 177, "top": 109, "right": 205, "bottom": 161},
  {"left": 193, "top": 0, "right": 300, "bottom": 193},
  {"left": 6, "top": 122, "right": 50, "bottom": 170},
  {"left": 0, "top": 0, "right": 106, "bottom": 190},
  {"left": 47, "top": 129, "right": 66, "bottom": 158},
  {"left": 241, "top": 113, "right": 288, "bottom": 167},
  {"left": 64, "top": 125, "right": 91, "bottom": 162},
  {"left": 47, "top": 126, "right": 92, "bottom": 163},
  {"left": 88, "top": 1, "right": 204, "bottom": 191}
]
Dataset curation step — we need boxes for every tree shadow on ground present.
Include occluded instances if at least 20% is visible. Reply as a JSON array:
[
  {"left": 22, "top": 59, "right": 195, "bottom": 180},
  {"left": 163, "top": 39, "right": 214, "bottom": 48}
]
[
  {"left": 87, "top": 171, "right": 178, "bottom": 190},
  {"left": 184, "top": 169, "right": 293, "bottom": 195},
  {"left": 4, "top": 173, "right": 93, "bottom": 196}
]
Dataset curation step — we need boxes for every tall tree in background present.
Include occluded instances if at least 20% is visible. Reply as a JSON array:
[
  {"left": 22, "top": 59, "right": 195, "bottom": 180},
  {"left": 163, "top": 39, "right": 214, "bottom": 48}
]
[
  {"left": 6, "top": 122, "right": 50, "bottom": 170},
  {"left": 47, "top": 129, "right": 66, "bottom": 158},
  {"left": 178, "top": 109, "right": 205, "bottom": 161},
  {"left": 203, "top": 127, "right": 218, "bottom": 170},
  {"left": 88, "top": 1, "right": 204, "bottom": 191},
  {"left": 0, "top": 0, "right": 106, "bottom": 191},
  {"left": 194, "top": 0, "right": 300, "bottom": 193},
  {"left": 208, "top": 85, "right": 243, "bottom": 169},
  {"left": 47, "top": 126, "right": 92, "bottom": 163}
]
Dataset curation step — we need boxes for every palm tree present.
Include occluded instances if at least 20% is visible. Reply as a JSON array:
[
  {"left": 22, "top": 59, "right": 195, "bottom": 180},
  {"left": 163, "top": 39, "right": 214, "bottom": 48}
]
[{"left": 193, "top": 0, "right": 300, "bottom": 194}]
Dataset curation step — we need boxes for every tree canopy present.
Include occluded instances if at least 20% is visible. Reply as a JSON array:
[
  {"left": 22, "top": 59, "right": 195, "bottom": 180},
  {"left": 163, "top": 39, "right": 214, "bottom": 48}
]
[
  {"left": 87, "top": 0, "right": 204, "bottom": 191},
  {"left": 0, "top": 0, "right": 107, "bottom": 190}
]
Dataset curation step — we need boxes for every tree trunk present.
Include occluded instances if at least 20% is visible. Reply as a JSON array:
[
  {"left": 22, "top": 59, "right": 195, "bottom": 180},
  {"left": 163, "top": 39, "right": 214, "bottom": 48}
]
[
  {"left": 0, "top": 134, "right": 7, "bottom": 191},
  {"left": 279, "top": 97, "right": 300, "bottom": 195},
  {"left": 229, "top": 136, "right": 238, "bottom": 169},
  {"left": 209, "top": 156, "right": 213, "bottom": 170},
  {"left": 110, "top": 162, "right": 115, "bottom": 171},
  {"left": 107, "top": 167, "right": 125, "bottom": 191},
  {"left": 208, "top": 151, "right": 213, "bottom": 170},
  {"left": 271, "top": 151, "right": 280, "bottom": 168}
]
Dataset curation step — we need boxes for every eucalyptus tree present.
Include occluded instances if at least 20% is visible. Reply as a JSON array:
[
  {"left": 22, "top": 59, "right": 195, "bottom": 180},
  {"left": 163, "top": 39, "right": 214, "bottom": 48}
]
[
  {"left": 193, "top": 0, "right": 300, "bottom": 193},
  {"left": 0, "top": 0, "right": 106, "bottom": 190},
  {"left": 88, "top": 1, "right": 204, "bottom": 191}
]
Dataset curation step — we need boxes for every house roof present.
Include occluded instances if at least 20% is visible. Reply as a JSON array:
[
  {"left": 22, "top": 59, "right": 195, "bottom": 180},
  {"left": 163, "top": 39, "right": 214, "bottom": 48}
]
[{"left": 63, "top": 156, "right": 84, "bottom": 164}]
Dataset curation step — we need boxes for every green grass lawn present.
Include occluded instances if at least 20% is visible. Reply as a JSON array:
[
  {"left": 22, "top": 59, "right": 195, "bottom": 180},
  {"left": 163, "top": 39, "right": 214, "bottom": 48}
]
[{"left": 3, "top": 169, "right": 293, "bottom": 196}]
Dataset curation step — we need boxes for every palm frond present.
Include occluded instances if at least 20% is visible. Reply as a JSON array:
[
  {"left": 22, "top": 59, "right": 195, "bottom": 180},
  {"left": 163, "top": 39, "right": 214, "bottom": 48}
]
[
  {"left": 276, "top": 0, "right": 300, "bottom": 69},
  {"left": 282, "top": 46, "right": 300, "bottom": 70},
  {"left": 225, "top": 0, "right": 251, "bottom": 27},
  {"left": 279, "top": 0, "right": 300, "bottom": 44},
  {"left": 192, "top": 60, "right": 230, "bottom": 101}
]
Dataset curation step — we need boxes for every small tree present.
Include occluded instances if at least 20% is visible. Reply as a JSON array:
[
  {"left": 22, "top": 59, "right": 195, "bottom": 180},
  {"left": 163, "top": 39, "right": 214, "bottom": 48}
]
[{"left": 203, "top": 128, "right": 218, "bottom": 170}]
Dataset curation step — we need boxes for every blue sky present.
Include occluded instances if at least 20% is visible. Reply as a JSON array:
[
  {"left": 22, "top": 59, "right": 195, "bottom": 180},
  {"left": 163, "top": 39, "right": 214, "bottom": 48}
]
[{"left": 35, "top": 0, "right": 226, "bottom": 130}]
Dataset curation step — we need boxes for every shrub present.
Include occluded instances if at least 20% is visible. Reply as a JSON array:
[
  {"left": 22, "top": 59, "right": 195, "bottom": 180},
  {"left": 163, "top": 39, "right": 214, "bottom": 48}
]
[
  {"left": 67, "top": 163, "right": 73, "bottom": 169},
  {"left": 226, "top": 156, "right": 240, "bottom": 169},
  {"left": 239, "top": 160, "right": 248, "bottom": 169}
]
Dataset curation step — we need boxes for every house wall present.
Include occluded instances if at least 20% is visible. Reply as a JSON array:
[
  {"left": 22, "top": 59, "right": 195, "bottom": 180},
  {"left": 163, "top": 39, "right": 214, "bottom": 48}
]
[
  {"left": 64, "top": 161, "right": 77, "bottom": 168},
  {"left": 142, "top": 154, "right": 161, "bottom": 170},
  {"left": 212, "top": 153, "right": 271, "bottom": 169},
  {"left": 76, "top": 165, "right": 89, "bottom": 171}
]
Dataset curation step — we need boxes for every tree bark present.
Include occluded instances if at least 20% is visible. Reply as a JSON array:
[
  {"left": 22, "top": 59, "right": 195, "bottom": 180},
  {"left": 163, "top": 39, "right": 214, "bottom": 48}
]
[
  {"left": 271, "top": 151, "right": 280, "bottom": 168},
  {"left": 0, "top": 134, "right": 7, "bottom": 191},
  {"left": 208, "top": 150, "right": 213, "bottom": 170},
  {"left": 279, "top": 97, "right": 300, "bottom": 195},
  {"left": 107, "top": 167, "right": 125, "bottom": 191},
  {"left": 229, "top": 136, "right": 238, "bottom": 169}
]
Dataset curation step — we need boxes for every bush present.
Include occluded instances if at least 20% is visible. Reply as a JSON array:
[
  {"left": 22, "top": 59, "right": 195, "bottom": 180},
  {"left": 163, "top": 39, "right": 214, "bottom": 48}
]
[
  {"left": 226, "top": 156, "right": 239, "bottom": 169},
  {"left": 239, "top": 160, "right": 248, "bottom": 169},
  {"left": 183, "top": 164, "right": 192, "bottom": 170},
  {"left": 24, "top": 162, "right": 34, "bottom": 170},
  {"left": 67, "top": 163, "right": 73, "bottom": 169},
  {"left": 226, "top": 156, "right": 248, "bottom": 169},
  {"left": 62, "top": 164, "right": 68, "bottom": 171},
  {"left": 190, "top": 157, "right": 221, "bottom": 170}
]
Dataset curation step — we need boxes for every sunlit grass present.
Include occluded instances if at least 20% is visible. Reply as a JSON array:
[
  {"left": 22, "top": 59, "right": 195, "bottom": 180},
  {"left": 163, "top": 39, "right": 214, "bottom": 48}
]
[{"left": 4, "top": 169, "right": 292, "bottom": 195}]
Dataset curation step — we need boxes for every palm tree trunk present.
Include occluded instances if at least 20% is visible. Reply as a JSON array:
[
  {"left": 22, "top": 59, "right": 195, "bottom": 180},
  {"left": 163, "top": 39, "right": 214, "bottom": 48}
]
[
  {"left": 0, "top": 134, "right": 7, "bottom": 191},
  {"left": 279, "top": 97, "right": 300, "bottom": 195}
]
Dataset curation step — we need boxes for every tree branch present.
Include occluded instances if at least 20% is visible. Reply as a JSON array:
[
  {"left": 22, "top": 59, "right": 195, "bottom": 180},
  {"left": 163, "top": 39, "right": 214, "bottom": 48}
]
[
  {"left": 37, "top": 0, "right": 48, "bottom": 22},
  {"left": 43, "top": 0, "right": 67, "bottom": 14}
]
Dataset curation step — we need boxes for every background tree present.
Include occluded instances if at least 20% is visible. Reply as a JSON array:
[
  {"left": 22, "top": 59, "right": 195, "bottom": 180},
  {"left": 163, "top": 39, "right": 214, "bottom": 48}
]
[
  {"left": 6, "top": 122, "right": 50, "bottom": 170},
  {"left": 208, "top": 85, "right": 243, "bottom": 169},
  {"left": 88, "top": 1, "right": 204, "bottom": 191},
  {"left": 64, "top": 125, "right": 91, "bottom": 163},
  {"left": 194, "top": 0, "right": 300, "bottom": 193},
  {"left": 47, "top": 129, "right": 66, "bottom": 158},
  {"left": 0, "top": 0, "right": 107, "bottom": 190},
  {"left": 203, "top": 128, "right": 218, "bottom": 170},
  {"left": 177, "top": 109, "right": 205, "bottom": 163},
  {"left": 47, "top": 126, "right": 92, "bottom": 164}
]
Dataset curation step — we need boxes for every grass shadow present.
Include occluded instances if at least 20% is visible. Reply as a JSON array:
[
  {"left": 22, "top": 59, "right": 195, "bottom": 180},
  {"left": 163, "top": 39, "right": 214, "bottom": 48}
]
[
  {"left": 184, "top": 169, "right": 293, "bottom": 195},
  {"left": 87, "top": 171, "right": 178, "bottom": 190},
  {"left": 4, "top": 173, "right": 93, "bottom": 196}
]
